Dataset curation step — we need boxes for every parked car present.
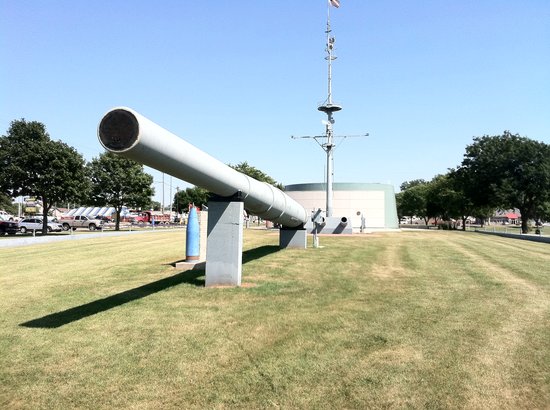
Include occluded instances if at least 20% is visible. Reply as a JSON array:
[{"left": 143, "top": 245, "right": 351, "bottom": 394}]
[
  {"left": 0, "top": 210, "right": 17, "bottom": 221},
  {"left": 0, "top": 220, "right": 18, "bottom": 235},
  {"left": 59, "top": 215, "right": 104, "bottom": 231},
  {"left": 18, "top": 218, "right": 63, "bottom": 233}
]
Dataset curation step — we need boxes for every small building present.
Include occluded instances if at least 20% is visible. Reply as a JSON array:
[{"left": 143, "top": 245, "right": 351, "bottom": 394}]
[
  {"left": 491, "top": 210, "right": 521, "bottom": 225},
  {"left": 284, "top": 182, "right": 399, "bottom": 231}
]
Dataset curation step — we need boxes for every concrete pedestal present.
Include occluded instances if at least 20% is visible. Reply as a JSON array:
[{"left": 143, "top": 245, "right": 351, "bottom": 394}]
[
  {"left": 199, "top": 210, "right": 208, "bottom": 261},
  {"left": 205, "top": 198, "right": 244, "bottom": 287},
  {"left": 279, "top": 227, "right": 307, "bottom": 249}
]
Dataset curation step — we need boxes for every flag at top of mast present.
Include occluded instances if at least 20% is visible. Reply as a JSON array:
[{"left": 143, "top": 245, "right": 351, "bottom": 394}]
[{"left": 330, "top": 0, "right": 340, "bottom": 8}]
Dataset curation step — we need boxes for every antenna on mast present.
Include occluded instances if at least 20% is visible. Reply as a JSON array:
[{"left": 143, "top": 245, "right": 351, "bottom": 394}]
[
  {"left": 292, "top": 1, "right": 367, "bottom": 218},
  {"left": 316, "top": 0, "right": 342, "bottom": 217}
]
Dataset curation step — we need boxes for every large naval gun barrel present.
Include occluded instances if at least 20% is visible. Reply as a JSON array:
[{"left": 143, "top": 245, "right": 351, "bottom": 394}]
[{"left": 98, "top": 107, "right": 308, "bottom": 228}]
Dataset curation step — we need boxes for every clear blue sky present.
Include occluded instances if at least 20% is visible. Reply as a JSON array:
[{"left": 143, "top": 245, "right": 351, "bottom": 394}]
[{"left": 2, "top": 0, "right": 549, "bottom": 206}]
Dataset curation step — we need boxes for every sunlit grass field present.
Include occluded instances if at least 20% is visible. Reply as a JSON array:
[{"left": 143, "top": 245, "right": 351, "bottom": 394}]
[{"left": 1, "top": 229, "right": 548, "bottom": 409}]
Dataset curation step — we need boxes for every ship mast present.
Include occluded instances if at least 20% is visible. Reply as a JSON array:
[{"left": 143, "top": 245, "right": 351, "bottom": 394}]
[
  {"left": 317, "top": 0, "right": 342, "bottom": 217},
  {"left": 291, "top": 1, "right": 369, "bottom": 220}
]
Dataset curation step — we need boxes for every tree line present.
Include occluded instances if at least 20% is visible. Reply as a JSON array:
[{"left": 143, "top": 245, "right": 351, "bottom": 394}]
[
  {"left": 4, "top": 120, "right": 547, "bottom": 235},
  {"left": 0, "top": 119, "right": 154, "bottom": 232},
  {"left": 1, "top": 119, "right": 281, "bottom": 233},
  {"left": 397, "top": 131, "right": 550, "bottom": 233}
]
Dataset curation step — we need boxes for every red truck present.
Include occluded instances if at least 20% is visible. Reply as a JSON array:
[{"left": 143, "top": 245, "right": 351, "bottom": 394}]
[{"left": 132, "top": 211, "right": 171, "bottom": 225}]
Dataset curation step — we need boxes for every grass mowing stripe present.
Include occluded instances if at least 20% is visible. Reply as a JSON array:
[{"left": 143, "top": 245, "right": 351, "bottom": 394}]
[
  {"left": 1, "top": 229, "right": 549, "bottom": 408},
  {"left": 454, "top": 232, "right": 550, "bottom": 288},
  {"left": 442, "top": 234, "right": 550, "bottom": 408},
  {"left": 476, "top": 234, "right": 550, "bottom": 262}
]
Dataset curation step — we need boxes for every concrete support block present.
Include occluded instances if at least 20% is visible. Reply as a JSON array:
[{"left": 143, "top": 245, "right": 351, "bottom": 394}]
[
  {"left": 199, "top": 210, "right": 208, "bottom": 261},
  {"left": 205, "top": 198, "right": 244, "bottom": 287},
  {"left": 279, "top": 227, "right": 307, "bottom": 249}
]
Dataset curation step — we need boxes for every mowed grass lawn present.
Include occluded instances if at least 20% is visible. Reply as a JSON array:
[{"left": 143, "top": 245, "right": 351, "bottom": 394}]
[{"left": 0, "top": 229, "right": 548, "bottom": 409}]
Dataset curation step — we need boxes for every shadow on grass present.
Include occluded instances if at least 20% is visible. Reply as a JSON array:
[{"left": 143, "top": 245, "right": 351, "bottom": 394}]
[
  {"left": 20, "top": 270, "right": 205, "bottom": 329},
  {"left": 20, "top": 245, "right": 280, "bottom": 329},
  {"left": 242, "top": 245, "right": 280, "bottom": 263},
  {"left": 168, "top": 245, "right": 280, "bottom": 266}
]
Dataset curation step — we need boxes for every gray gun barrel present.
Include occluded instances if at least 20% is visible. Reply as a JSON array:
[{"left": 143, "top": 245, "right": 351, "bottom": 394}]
[{"left": 98, "top": 107, "right": 308, "bottom": 228}]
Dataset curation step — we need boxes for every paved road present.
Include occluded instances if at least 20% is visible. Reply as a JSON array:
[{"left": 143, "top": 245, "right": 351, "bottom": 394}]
[
  {"left": 0, "top": 230, "right": 154, "bottom": 249},
  {"left": 475, "top": 230, "right": 550, "bottom": 244}
]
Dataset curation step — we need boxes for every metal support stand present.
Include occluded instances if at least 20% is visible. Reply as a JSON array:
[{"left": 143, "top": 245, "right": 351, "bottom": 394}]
[
  {"left": 312, "top": 227, "right": 319, "bottom": 248},
  {"left": 205, "top": 193, "right": 244, "bottom": 287},
  {"left": 311, "top": 208, "right": 325, "bottom": 248}
]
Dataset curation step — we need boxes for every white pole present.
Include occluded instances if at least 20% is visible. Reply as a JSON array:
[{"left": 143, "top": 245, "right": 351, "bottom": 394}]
[
  {"left": 325, "top": 1, "right": 335, "bottom": 217},
  {"left": 326, "top": 117, "right": 334, "bottom": 217},
  {"left": 326, "top": 1, "right": 332, "bottom": 104}
]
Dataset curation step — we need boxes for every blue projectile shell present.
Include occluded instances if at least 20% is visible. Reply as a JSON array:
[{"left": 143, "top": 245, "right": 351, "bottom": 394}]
[{"left": 186, "top": 207, "right": 200, "bottom": 260}]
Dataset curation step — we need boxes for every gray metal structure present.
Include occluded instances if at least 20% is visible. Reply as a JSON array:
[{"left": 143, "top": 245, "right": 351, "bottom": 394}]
[
  {"left": 98, "top": 107, "right": 308, "bottom": 287},
  {"left": 98, "top": 107, "right": 308, "bottom": 228}
]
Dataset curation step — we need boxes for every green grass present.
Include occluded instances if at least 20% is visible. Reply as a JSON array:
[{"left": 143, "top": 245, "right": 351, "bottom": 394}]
[{"left": 1, "top": 229, "right": 549, "bottom": 409}]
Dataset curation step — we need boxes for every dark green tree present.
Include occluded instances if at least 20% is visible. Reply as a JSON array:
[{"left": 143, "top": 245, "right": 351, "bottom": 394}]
[
  {"left": 0, "top": 193, "right": 17, "bottom": 215},
  {"left": 446, "top": 168, "right": 474, "bottom": 230},
  {"left": 230, "top": 161, "right": 283, "bottom": 190},
  {"left": 87, "top": 152, "right": 154, "bottom": 230},
  {"left": 149, "top": 200, "right": 162, "bottom": 212},
  {"left": 447, "top": 168, "right": 495, "bottom": 229},
  {"left": 400, "top": 179, "right": 427, "bottom": 191},
  {"left": 425, "top": 174, "right": 476, "bottom": 229},
  {"left": 397, "top": 181, "right": 430, "bottom": 226},
  {"left": 425, "top": 175, "right": 452, "bottom": 227},
  {"left": 0, "top": 119, "right": 87, "bottom": 233},
  {"left": 457, "top": 131, "right": 550, "bottom": 233},
  {"left": 535, "top": 201, "right": 550, "bottom": 223},
  {"left": 173, "top": 186, "right": 211, "bottom": 213}
]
